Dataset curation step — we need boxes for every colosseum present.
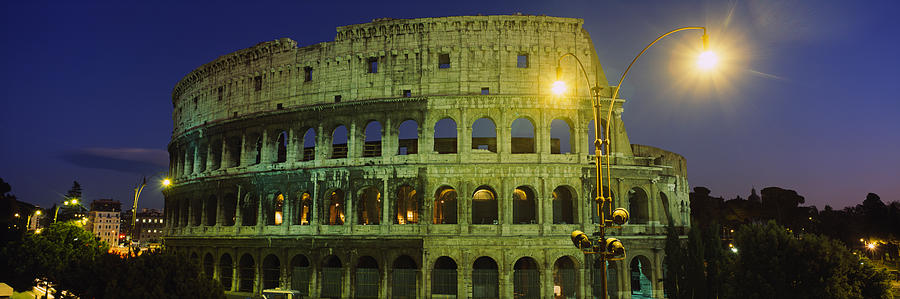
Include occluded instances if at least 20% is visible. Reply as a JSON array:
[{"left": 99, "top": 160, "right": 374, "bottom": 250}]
[{"left": 164, "top": 14, "right": 690, "bottom": 299}]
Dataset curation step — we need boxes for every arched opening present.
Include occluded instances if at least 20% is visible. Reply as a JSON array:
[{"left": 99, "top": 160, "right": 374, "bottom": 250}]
[
  {"left": 238, "top": 254, "right": 255, "bottom": 292},
  {"left": 434, "top": 118, "right": 457, "bottom": 154},
  {"left": 513, "top": 186, "right": 537, "bottom": 224},
  {"left": 392, "top": 255, "right": 418, "bottom": 298},
  {"left": 290, "top": 255, "right": 311, "bottom": 296},
  {"left": 331, "top": 125, "right": 348, "bottom": 159},
  {"left": 203, "top": 253, "right": 215, "bottom": 280},
  {"left": 362, "top": 121, "right": 382, "bottom": 157},
  {"left": 630, "top": 256, "right": 653, "bottom": 298},
  {"left": 205, "top": 195, "right": 217, "bottom": 226},
  {"left": 511, "top": 118, "right": 535, "bottom": 154},
  {"left": 513, "top": 257, "right": 540, "bottom": 299},
  {"left": 660, "top": 192, "right": 672, "bottom": 223},
  {"left": 324, "top": 190, "right": 345, "bottom": 225},
  {"left": 432, "top": 256, "right": 458, "bottom": 296},
  {"left": 592, "top": 259, "right": 618, "bottom": 299},
  {"left": 472, "top": 186, "right": 498, "bottom": 224},
  {"left": 294, "top": 192, "right": 312, "bottom": 225},
  {"left": 263, "top": 254, "right": 281, "bottom": 289},
  {"left": 629, "top": 187, "right": 649, "bottom": 224},
  {"left": 321, "top": 255, "right": 343, "bottom": 298},
  {"left": 357, "top": 187, "right": 381, "bottom": 225},
  {"left": 592, "top": 187, "right": 616, "bottom": 224},
  {"left": 222, "top": 191, "right": 236, "bottom": 226},
  {"left": 433, "top": 186, "right": 458, "bottom": 224},
  {"left": 184, "top": 145, "right": 194, "bottom": 175},
  {"left": 550, "top": 119, "right": 573, "bottom": 154},
  {"left": 181, "top": 198, "right": 190, "bottom": 227},
  {"left": 301, "top": 128, "right": 316, "bottom": 161},
  {"left": 355, "top": 256, "right": 380, "bottom": 299},
  {"left": 210, "top": 138, "right": 222, "bottom": 170},
  {"left": 472, "top": 257, "right": 499, "bottom": 299},
  {"left": 553, "top": 256, "right": 578, "bottom": 299},
  {"left": 268, "top": 193, "right": 284, "bottom": 226},
  {"left": 226, "top": 135, "right": 242, "bottom": 167},
  {"left": 241, "top": 193, "right": 257, "bottom": 226},
  {"left": 398, "top": 120, "right": 418, "bottom": 155},
  {"left": 191, "top": 197, "right": 202, "bottom": 226},
  {"left": 552, "top": 186, "right": 576, "bottom": 224},
  {"left": 219, "top": 254, "right": 233, "bottom": 291},
  {"left": 395, "top": 185, "right": 418, "bottom": 224},
  {"left": 471, "top": 118, "right": 497, "bottom": 152},
  {"left": 275, "top": 131, "right": 287, "bottom": 163},
  {"left": 190, "top": 252, "right": 199, "bottom": 266}
]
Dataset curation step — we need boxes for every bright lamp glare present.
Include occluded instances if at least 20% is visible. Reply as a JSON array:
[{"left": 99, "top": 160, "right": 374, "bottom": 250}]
[
  {"left": 551, "top": 81, "right": 567, "bottom": 95},
  {"left": 697, "top": 51, "right": 718, "bottom": 70},
  {"left": 867, "top": 243, "right": 876, "bottom": 250},
  {"left": 162, "top": 178, "right": 172, "bottom": 187}
]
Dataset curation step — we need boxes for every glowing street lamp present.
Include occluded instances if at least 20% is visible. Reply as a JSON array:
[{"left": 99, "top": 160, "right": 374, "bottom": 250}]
[
  {"left": 555, "top": 26, "right": 715, "bottom": 299},
  {"left": 53, "top": 198, "right": 79, "bottom": 223}
]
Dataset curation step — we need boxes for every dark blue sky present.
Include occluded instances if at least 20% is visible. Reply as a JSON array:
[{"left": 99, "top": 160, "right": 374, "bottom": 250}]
[{"left": 2, "top": 0, "right": 898, "bottom": 211}]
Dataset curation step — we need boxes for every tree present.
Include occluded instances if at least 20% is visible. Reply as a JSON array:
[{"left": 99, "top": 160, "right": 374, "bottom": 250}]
[
  {"left": 729, "top": 221, "right": 891, "bottom": 298},
  {"left": 68, "top": 252, "right": 224, "bottom": 298},
  {"left": 65, "top": 181, "right": 82, "bottom": 200}
]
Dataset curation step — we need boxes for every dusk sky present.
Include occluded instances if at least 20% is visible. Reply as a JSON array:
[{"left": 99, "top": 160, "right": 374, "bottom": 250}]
[{"left": 2, "top": 0, "right": 898, "bottom": 211}]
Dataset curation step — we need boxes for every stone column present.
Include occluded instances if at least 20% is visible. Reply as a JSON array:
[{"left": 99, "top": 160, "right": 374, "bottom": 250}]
[
  {"left": 239, "top": 131, "right": 248, "bottom": 166},
  {"left": 542, "top": 267, "right": 553, "bottom": 299},
  {"left": 348, "top": 122, "right": 358, "bottom": 159},
  {"left": 260, "top": 129, "right": 270, "bottom": 164},
  {"left": 235, "top": 187, "right": 243, "bottom": 227}
]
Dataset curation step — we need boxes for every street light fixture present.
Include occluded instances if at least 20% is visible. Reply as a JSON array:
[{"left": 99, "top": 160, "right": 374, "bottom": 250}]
[
  {"left": 555, "top": 26, "right": 714, "bottom": 299},
  {"left": 53, "top": 198, "right": 79, "bottom": 223}
]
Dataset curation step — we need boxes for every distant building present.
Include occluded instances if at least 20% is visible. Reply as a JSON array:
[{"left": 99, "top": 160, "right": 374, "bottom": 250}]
[
  {"left": 88, "top": 199, "right": 121, "bottom": 246},
  {"left": 133, "top": 208, "right": 165, "bottom": 244}
]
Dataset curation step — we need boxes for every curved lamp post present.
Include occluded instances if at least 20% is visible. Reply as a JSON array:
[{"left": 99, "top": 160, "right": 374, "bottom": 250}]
[
  {"left": 555, "top": 26, "right": 715, "bottom": 299},
  {"left": 53, "top": 198, "right": 80, "bottom": 223},
  {"left": 132, "top": 174, "right": 172, "bottom": 228}
]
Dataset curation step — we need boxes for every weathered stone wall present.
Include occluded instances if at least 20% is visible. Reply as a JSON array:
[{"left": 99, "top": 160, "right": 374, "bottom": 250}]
[{"left": 165, "top": 14, "right": 689, "bottom": 299}]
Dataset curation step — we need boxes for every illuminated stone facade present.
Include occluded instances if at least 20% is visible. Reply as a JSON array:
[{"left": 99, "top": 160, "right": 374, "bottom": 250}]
[{"left": 165, "top": 15, "right": 690, "bottom": 299}]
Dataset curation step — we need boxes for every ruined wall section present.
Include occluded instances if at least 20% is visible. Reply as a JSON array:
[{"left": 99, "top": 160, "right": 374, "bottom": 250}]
[{"left": 171, "top": 15, "right": 608, "bottom": 136}]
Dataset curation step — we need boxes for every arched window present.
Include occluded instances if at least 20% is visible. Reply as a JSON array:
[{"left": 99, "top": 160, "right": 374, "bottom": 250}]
[
  {"left": 355, "top": 256, "right": 380, "bottom": 298},
  {"left": 203, "top": 253, "right": 215, "bottom": 280},
  {"left": 553, "top": 257, "right": 578, "bottom": 298},
  {"left": 238, "top": 254, "right": 255, "bottom": 292},
  {"left": 592, "top": 259, "right": 618, "bottom": 298},
  {"left": 210, "top": 138, "right": 222, "bottom": 170},
  {"left": 222, "top": 191, "right": 236, "bottom": 226},
  {"left": 552, "top": 186, "right": 576, "bottom": 224},
  {"left": 290, "top": 255, "right": 311, "bottom": 296},
  {"left": 630, "top": 256, "right": 653, "bottom": 298},
  {"left": 226, "top": 135, "right": 242, "bottom": 167},
  {"left": 191, "top": 197, "right": 202, "bottom": 226},
  {"left": 301, "top": 128, "right": 315, "bottom": 161},
  {"left": 219, "top": 254, "right": 233, "bottom": 291},
  {"left": 331, "top": 125, "right": 348, "bottom": 159},
  {"left": 434, "top": 118, "right": 457, "bottom": 154},
  {"left": 357, "top": 187, "right": 381, "bottom": 225},
  {"left": 398, "top": 120, "right": 418, "bottom": 155},
  {"left": 324, "top": 190, "right": 345, "bottom": 225},
  {"left": 472, "top": 257, "right": 499, "bottom": 299},
  {"left": 471, "top": 118, "right": 497, "bottom": 152},
  {"left": 362, "top": 121, "right": 382, "bottom": 157},
  {"left": 395, "top": 185, "right": 418, "bottom": 224},
  {"left": 512, "top": 186, "right": 537, "bottom": 224},
  {"left": 275, "top": 131, "right": 287, "bottom": 163},
  {"left": 269, "top": 193, "right": 284, "bottom": 225},
  {"left": 629, "top": 187, "right": 649, "bottom": 224},
  {"left": 262, "top": 254, "right": 280, "bottom": 289},
  {"left": 472, "top": 186, "right": 498, "bottom": 224},
  {"left": 392, "top": 255, "right": 418, "bottom": 298},
  {"left": 513, "top": 257, "right": 540, "bottom": 299},
  {"left": 294, "top": 192, "right": 312, "bottom": 225},
  {"left": 321, "top": 256, "right": 342, "bottom": 298},
  {"left": 511, "top": 118, "right": 535, "bottom": 154},
  {"left": 432, "top": 257, "right": 458, "bottom": 296},
  {"left": 241, "top": 193, "right": 257, "bottom": 226},
  {"left": 434, "top": 186, "right": 458, "bottom": 224},
  {"left": 205, "top": 195, "right": 217, "bottom": 226},
  {"left": 550, "top": 119, "right": 573, "bottom": 154}
]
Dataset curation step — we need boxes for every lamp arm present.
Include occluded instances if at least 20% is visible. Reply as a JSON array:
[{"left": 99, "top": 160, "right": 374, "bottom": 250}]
[{"left": 556, "top": 53, "right": 597, "bottom": 94}]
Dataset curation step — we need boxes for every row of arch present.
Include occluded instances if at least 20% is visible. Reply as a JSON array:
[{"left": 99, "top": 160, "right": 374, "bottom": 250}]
[
  {"left": 168, "top": 184, "right": 661, "bottom": 229},
  {"left": 170, "top": 116, "right": 608, "bottom": 178},
  {"left": 190, "top": 251, "right": 656, "bottom": 298}
]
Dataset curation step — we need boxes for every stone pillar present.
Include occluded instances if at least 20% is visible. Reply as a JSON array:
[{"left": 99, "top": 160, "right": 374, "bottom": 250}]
[
  {"left": 231, "top": 262, "right": 239, "bottom": 292},
  {"left": 235, "top": 187, "right": 243, "bottom": 227},
  {"left": 542, "top": 268, "right": 553, "bottom": 299},
  {"left": 381, "top": 178, "right": 390, "bottom": 233},
  {"left": 381, "top": 267, "right": 390, "bottom": 298},
  {"left": 239, "top": 131, "right": 248, "bottom": 166},
  {"left": 578, "top": 267, "right": 587, "bottom": 299},
  {"left": 342, "top": 265, "right": 351, "bottom": 299},
  {"left": 257, "top": 193, "right": 265, "bottom": 230},
  {"left": 260, "top": 129, "right": 270, "bottom": 164},
  {"left": 205, "top": 140, "right": 215, "bottom": 172},
  {"left": 348, "top": 122, "right": 358, "bottom": 159},
  {"left": 286, "top": 128, "right": 296, "bottom": 162}
]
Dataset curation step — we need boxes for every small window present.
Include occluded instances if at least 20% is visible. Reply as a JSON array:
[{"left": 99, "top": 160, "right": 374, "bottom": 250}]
[
  {"left": 254, "top": 76, "right": 262, "bottom": 91},
  {"left": 517, "top": 54, "right": 529, "bottom": 68},
  {"left": 438, "top": 54, "right": 450, "bottom": 69},
  {"left": 403, "top": 90, "right": 411, "bottom": 97},
  {"left": 217, "top": 87, "right": 224, "bottom": 101},
  {"left": 276, "top": 103, "right": 283, "bottom": 110},
  {"left": 367, "top": 57, "right": 378, "bottom": 73},
  {"left": 334, "top": 95, "right": 342, "bottom": 103},
  {"left": 193, "top": 97, "right": 198, "bottom": 109},
  {"left": 481, "top": 88, "right": 490, "bottom": 95},
  {"left": 233, "top": 112, "right": 238, "bottom": 117},
  {"left": 304, "top": 66, "right": 313, "bottom": 82}
]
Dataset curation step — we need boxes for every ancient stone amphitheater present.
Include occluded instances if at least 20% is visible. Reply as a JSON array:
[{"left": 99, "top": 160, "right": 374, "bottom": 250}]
[{"left": 165, "top": 14, "right": 690, "bottom": 299}]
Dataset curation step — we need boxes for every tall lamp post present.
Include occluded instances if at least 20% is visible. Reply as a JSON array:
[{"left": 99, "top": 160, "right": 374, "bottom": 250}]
[
  {"left": 555, "top": 26, "right": 716, "bottom": 299},
  {"left": 131, "top": 176, "right": 171, "bottom": 232}
]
